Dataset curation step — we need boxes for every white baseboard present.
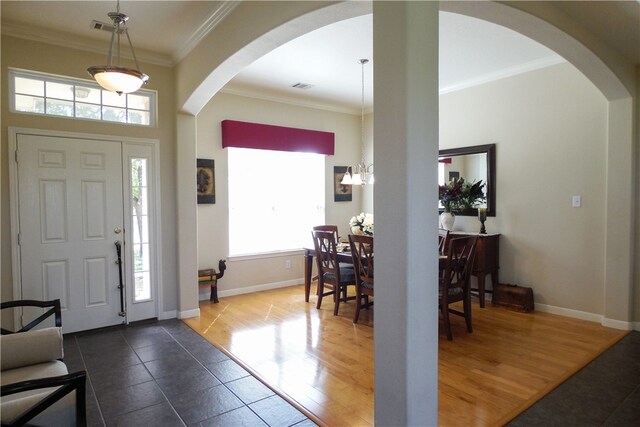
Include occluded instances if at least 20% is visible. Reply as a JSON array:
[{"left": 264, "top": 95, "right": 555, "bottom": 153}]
[
  {"left": 535, "top": 303, "right": 634, "bottom": 330},
  {"left": 534, "top": 303, "right": 603, "bottom": 323},
  {"left": 199, "top": 278, "right": 302, "bottom": 301},
  {"left": 159, "top": 310, "right": 177, "bottom": 320},
  {"left": 602, "top": 317, "right": 634, "bottom": 330},
  {"left": 178, "top": 308, "right": 201, "bottom": 319}
]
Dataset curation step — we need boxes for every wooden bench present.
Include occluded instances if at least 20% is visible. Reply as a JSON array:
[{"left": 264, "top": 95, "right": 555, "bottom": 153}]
[{"left": 198, "top": 269, "right": 219, "bottom": 303}]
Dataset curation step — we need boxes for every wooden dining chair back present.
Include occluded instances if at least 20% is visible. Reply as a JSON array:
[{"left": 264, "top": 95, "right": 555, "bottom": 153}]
[
  {"left": 313, "top": 225, "right": 339, "bottom": 243},
  {"left": 311, "top": 230, "right": 356, "bottom": 315},
  {"left": 438, "top": 228, "right": 451, "bottom": 255},
  {"left": 348, "top": 234, "right": 374, "bottom": 324},
  {"left": 439, "top": 235, "right": 478, "bottom": 340}
]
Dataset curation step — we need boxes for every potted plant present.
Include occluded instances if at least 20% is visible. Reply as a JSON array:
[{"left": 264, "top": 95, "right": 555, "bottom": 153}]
[{"left": 438, "top": 178, "right": 485, "bottom": 229}]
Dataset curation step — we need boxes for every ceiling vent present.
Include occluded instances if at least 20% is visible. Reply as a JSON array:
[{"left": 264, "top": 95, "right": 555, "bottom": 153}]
[
  {"left": 90, "top": 20, "right": 123, "bottom": 34},
  {"left": 291, "top": 82, "right": 314, "bottom": 90}
]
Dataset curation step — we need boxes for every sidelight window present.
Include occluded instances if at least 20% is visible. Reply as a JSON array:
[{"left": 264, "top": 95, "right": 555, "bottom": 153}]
[{"left": 131, "top": 158, "right": 151, "bottom": 301}]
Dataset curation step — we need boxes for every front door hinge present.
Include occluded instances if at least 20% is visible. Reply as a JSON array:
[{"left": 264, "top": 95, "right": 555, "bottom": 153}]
[
  {"left": 17, "top": 233, "right": 21, "bottom": 246},
  {"left": 14, "top": 150, "right": 18, "bottom": 163}
]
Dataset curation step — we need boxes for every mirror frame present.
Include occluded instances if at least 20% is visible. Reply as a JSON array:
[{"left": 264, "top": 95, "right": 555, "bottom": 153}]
[{"left": 439, "top": 143, "right": 496, "bottom": 217}]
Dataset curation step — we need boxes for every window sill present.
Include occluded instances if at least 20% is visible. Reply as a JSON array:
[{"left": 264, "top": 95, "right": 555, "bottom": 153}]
[{"left": 228, "top": 249, "right": 305, "bottom": 262}]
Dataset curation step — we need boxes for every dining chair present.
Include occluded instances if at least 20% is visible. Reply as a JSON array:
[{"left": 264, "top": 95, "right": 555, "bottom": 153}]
[
  {"left": 349, "top": 234, "right": 374, "bottom": 324},
  {"left": 438, "top": 228, "right": 451, "bottom": 255},
  {"left": 311, "top": 229, "right": 356, "bottom": 315},
  {"left": 313, "top": 225, "right": 340, "bottom": 243},
  {"left": 439, "top": 235, "right": 478, "bottom": 340},
  {"left": 313, "top": 225, "right": 353, "bottom": 300}
]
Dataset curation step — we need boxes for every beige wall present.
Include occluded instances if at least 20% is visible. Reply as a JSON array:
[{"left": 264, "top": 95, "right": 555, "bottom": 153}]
[
  {"left": 0, "top": 35, "right": 179, "bottom": 326},
  {"left": 195, "top": 91, "right": 367, "bottom": 297},
  {"left": 441, "top": 61, "right": 609, "bottom": 315},
  {"left": 194, "top": 61, "right": 623, "bottom": 320}
]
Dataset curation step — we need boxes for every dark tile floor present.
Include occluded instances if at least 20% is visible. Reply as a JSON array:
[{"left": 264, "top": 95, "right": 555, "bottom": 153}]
[
  {"left": 509, "top": 331, "right": 640, "bottom": 427},
  {"left": 63, "top": 319, "right": 316, "bottom": 427},
  {"left": 66, "top": 320, "right": 638, "bottom": 427}
]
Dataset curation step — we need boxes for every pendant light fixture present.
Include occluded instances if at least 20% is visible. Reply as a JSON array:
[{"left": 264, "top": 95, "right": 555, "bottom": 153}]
[
  {"left": 87, "top": 0, "right": 149, "bottom": 95},
  {"left": 342, "top": 59, "right": 373, "bottom": 186}
]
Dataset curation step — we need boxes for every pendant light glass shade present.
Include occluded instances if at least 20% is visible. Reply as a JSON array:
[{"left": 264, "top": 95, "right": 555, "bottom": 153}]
[
  {"left": 341, "top": 167, "right": 353, "bottom": 185},
  {"left": 88, "top": 66, "right": 148, "bottom": 94},
  {"left": 87, "top": 1, "right": 149, "bottom": 95}
]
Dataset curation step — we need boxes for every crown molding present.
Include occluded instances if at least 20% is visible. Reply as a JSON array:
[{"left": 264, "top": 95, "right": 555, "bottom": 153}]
[
  {"left": 2, "top": 20, "right": 173, "bottom": 67},
  {"left": 173, "top": 1, "right": 240, "bottom": 64},
  {"left": 220, "top": 86, "right": 362, "bottom": 116},
  {"left": 439, "top": 55, "right": 566, "bottom": 95}
]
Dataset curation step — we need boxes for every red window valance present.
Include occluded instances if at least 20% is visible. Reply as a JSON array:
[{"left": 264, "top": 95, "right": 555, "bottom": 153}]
[{"left": 221, "top": 120, "right": 335, "bottom": 155}]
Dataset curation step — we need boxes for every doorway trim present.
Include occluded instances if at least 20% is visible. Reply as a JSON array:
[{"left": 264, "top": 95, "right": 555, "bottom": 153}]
[{"left": 8, "top": 127, "right": 163, "bottom": 329}]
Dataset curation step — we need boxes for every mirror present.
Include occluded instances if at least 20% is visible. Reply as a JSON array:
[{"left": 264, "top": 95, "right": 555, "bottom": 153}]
[{"left": 438, "top": 143, "right": 496, "bottom": 216}]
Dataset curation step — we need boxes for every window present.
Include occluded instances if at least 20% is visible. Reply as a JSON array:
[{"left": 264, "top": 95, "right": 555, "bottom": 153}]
[
  {"left": 131, "top": 158, "right": 151, "bottom": 301},
  {"left": 228, "top": 148, "right": 325, "bottom": 256},
  {"left": 9, "top": 69, "right": 156, "bottom": 127}
]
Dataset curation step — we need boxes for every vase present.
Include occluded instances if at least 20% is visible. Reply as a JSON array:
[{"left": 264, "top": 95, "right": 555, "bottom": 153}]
[
  {"left": 439, "top": 211, "right": 455, "bottom": 231},
  {"left": 351, "top": 226, "right": 364, "bottom": 235}
]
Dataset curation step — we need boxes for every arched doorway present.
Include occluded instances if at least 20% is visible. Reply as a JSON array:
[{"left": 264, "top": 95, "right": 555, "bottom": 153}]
[{"left": 175, "top": 1, "right": 635, "bottom": 424}]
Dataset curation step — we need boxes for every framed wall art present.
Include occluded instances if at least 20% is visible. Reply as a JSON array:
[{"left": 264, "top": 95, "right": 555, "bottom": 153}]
[
  {"left": 334, "top": 166, "right": 352, "bottom": 202},
  {"left": 197, "top": 158, "right": 215, "bottom": 204}
]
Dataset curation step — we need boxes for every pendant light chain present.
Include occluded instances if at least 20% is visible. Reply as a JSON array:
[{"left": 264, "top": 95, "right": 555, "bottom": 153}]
[{"left": 360, "top": 58, "right": 365, "bottom": 166}]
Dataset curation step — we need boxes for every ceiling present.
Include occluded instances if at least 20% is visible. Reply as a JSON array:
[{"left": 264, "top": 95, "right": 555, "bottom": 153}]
[{"left": 2, "top": 1, "right": 638, "bottom": 112}]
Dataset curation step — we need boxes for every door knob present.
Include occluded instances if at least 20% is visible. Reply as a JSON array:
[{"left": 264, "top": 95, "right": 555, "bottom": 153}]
[{"left": 114, "top": 226, "right": 122, "bottom": 234}]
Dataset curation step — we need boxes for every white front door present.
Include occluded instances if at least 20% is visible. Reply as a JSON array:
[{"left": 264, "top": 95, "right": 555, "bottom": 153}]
[{"left": 17, "top": 134, "right": 127, "bottom": 333}]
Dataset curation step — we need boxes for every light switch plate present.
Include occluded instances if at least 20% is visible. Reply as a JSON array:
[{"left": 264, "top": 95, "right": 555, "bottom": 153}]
[{"left": 572, "top": 195, "right": 581, "bottom": 208}]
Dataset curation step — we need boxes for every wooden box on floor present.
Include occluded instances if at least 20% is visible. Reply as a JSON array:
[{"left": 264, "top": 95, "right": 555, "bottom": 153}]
[{"left": 492, "top": 283, "right": 534, "bottom": 312}]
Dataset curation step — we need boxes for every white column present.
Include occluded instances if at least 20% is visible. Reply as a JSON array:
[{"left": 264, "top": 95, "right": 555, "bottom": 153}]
[
  {"left": 176, "top": 113, "right": 200, "bottom": 318},
  {"left": 373, "top": 2, "right": 439, "bottom": 425},
  {"left": 603, "top": 97, "right": 634, "bottom": 328}
]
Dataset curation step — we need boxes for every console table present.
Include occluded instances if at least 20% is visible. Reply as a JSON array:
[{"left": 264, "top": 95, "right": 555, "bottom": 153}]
[{"left": 450, "top": 232, "right": 500, "bottom": 308}]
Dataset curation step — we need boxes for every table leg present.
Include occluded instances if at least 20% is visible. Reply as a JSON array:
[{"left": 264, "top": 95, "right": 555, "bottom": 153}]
[
  {"left": 304, "top": 252, "right": 313, "bottom": 302},
  {"left": 477, "top": 273, "right": 486, "bottom": 308}
]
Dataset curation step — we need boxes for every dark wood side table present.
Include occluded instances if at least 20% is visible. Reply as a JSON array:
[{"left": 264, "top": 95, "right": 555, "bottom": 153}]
[{"left": 451, "top": 232, "right": 500, "bottom": 308}]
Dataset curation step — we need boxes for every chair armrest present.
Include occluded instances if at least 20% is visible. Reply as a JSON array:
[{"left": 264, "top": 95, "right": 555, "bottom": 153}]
[
  {"left": 1, "top": 327, "right": 63, "bottom": 371},
  {"left": 1, "top": 370, "right": 87, "bottom": 427},
  {"left": 1, "top": 300, "right": 61, "bottom": 334}
]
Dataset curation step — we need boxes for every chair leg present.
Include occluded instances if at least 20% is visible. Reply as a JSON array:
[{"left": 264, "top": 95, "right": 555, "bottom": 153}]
[
  {"left": 316, "top": 281, "right": 324, "bottom": 310},
  {"left": 441, "top": 303, "right": 453, "bottom": 341},
  {"left": 464, "top": 295, "right": 473, "bottom": 333},
  {"left": 353, "top": 290, "right": 362, "bottom": 324},
  {"left": 334, "top": 285, "right": 341, "bottom": 315}
]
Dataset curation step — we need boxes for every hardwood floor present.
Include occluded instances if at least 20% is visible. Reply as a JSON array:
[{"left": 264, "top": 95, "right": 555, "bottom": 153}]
[{"left": 184, "top": 284, "right": 627, "bottom": 426}]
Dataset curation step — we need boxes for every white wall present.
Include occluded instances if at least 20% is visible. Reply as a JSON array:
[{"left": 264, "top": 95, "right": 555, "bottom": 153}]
[
  {"left": 195, "top": 92, "right": 365, "bottom": 297},
  {"left": 440, "top": 62, "right": 609, "bottom": 315}
]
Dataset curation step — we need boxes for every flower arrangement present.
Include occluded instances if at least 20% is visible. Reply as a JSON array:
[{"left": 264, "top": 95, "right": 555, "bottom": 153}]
[
  {"left": 439, "top": 178, "right": 486, "bottom": 213},
  {"left": 349, "top": 212, "right": 374, "bottom": 236}
]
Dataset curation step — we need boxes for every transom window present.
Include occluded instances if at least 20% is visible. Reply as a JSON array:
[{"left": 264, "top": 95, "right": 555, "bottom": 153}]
[{"left": 9, "top": 68, "right": 156, "bottom": 127}]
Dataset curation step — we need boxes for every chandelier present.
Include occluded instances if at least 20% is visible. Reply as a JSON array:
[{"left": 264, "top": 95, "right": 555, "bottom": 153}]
[
  {"left": 87, "top": 0, "right": 149, "bottom": 95},
  {"left": 341, "top": 59, "right": 374, "bottom": 186}
]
